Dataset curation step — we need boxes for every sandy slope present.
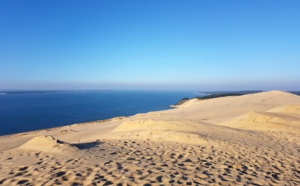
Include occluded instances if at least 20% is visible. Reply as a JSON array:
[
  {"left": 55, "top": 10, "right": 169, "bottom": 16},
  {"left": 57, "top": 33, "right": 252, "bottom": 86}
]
[
  {"left": 220, "top": 110, "right": 300, "bottom": 132},
  {"left": 0, "top": 90, "right": 300, "bottom": 185}
]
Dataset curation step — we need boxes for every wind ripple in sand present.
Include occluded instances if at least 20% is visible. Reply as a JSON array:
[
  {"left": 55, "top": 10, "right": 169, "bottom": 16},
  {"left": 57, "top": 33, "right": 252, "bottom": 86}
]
[{"left": 0, "top": 138, "right": 299, "bottom": 185}]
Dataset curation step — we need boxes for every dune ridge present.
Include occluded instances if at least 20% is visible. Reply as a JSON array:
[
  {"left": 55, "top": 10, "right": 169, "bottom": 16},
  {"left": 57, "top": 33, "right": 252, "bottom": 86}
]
[
  {"left": 268, "top": 105, "right": 300, "bottom": 114},
  {"left": 220, "top": 106, "right": 300, "bottom": 132},
  {"left": 17, "top": 136, "right": 78, "bottom": 153}
]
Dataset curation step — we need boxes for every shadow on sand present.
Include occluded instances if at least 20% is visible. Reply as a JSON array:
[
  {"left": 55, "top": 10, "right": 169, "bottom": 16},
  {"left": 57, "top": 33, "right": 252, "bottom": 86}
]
[{"left": 74, "top": 141, "right": 103, "bottom": 150}]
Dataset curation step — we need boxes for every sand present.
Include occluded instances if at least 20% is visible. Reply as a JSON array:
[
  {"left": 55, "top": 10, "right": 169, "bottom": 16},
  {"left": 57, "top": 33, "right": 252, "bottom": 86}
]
[{"left": 0, "top": 90, "right": 300, "bottom": 185}]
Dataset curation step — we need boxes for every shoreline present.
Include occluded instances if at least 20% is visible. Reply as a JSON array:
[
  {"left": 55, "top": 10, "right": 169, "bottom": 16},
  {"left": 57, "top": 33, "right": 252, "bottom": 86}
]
[
  {"left": 1, "top": 90, "right": 300, "bottom": 185},
  {"left": 1, "top": 90, "right": 300, "bottom": 137},
  {"left": 0, "top": 90, "right": 195, "bottom": 136}
]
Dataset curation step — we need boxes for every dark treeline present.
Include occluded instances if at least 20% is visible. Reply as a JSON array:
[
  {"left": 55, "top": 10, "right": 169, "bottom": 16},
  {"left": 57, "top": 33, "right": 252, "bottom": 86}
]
[
  {"left": 172, "top": 90, "right": 263, "bottom": 107},
  {"left": 196, "top": 90, "right": 263, "bottom": 100},
  {"left": 196, "top": 93, "right": 243, "bottom": 100}
]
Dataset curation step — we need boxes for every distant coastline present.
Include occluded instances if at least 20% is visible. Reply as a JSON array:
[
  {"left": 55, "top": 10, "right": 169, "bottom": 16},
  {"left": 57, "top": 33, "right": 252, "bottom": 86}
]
[{"left": 171, "top": 90, "right": 300, "bottom": 108}]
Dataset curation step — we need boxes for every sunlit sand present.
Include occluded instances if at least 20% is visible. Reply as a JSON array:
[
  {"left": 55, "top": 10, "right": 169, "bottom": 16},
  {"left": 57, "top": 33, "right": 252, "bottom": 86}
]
[{"left": 0, "top": 91, "right": 300, "bottom": 185}]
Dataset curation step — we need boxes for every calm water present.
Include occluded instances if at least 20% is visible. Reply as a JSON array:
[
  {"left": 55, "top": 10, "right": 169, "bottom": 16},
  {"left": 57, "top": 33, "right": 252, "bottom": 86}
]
[{"left": 0, "top": 91, "right": 195, "bottom": 136}]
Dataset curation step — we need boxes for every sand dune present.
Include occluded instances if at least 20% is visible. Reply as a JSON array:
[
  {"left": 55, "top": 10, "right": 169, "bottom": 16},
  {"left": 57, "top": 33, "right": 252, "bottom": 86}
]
[
  {"left": 220, "top": 110, "right": 300, "bottom": 133},
  {"left": 111, "top": 119, "right": 209, "bottom": 144},
  {"left": 154, "top": 90, "right": 300, "bottom": 124},
  {"left": 0, "top": 91, "right": 300, "bottom": 185},
  {"left": 17, "top": 136, "right": 78, "bottom": 153},
  {"left": 268, "top": 105, "right": 300, "bottom": 114},
  {"left": 113, "top": 119, "right": 199, "bottom": 132},
  {"left": 109, "top": 118, "right": 295, "bottom": 149}
]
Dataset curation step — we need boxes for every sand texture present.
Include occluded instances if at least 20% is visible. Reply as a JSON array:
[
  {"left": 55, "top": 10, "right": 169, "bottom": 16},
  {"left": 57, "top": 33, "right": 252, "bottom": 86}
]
[{"left": 0, "top": 90, "right": 300, "bottom": 185}]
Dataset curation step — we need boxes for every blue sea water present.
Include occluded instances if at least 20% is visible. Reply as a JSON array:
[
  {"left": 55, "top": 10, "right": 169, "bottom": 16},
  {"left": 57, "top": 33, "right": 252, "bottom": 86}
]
[{"left": 0, "top": 91, "right": 195, "bottom": 136}]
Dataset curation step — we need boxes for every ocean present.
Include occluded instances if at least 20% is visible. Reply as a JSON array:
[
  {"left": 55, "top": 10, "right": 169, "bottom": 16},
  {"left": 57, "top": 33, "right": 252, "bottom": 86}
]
[{"left": 0, "top": 90, "right": 196, "bottom": 136}]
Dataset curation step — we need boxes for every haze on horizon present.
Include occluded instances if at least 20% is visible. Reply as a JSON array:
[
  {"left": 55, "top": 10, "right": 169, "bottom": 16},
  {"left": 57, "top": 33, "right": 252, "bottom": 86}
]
[{"left": 0, "top": 0, "right": 299, "bottom": 91}]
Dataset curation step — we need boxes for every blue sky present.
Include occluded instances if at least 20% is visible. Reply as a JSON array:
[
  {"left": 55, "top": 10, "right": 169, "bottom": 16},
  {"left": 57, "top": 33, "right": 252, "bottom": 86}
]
[{"left": 0, "top": 0, "right": 299, "bottom": 91}]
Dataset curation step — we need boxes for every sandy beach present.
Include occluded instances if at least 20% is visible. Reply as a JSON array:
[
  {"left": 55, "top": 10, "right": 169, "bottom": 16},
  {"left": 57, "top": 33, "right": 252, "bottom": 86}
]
[{"left": 0, "top": 90, "right": 300, "bottom": 185}]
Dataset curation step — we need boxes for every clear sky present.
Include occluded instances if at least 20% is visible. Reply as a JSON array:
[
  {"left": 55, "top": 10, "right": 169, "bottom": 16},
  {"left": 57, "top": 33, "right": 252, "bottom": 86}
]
[{"left": 0, "top": 0, "right": 299, "bottom": 91}]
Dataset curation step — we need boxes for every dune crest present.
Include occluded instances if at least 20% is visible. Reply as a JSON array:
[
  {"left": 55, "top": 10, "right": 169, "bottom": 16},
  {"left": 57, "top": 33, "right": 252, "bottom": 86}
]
[
  {"left": 111, "top": 119, "right": 208, "bottom": 144},
  {"left": 114, "top": 119, "right": 200, "bottom": 132},
  {"left": 18, "top": 136, "right": 77, "bottom": 153},
  {"left": 220, "top": 111, "right": 300, "bottom": 132},
  {"left": 173, "top": 98, "right": 199, "bottom": 108},
  {"left": 255, "top": 90, "right": 296, "bottom": 96},
  {"left": 110, "top": 119, "right": 270, "bottom": 146},
  {"left": 268, "top": 105, "right": 300, "bottom": 114}
]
